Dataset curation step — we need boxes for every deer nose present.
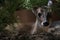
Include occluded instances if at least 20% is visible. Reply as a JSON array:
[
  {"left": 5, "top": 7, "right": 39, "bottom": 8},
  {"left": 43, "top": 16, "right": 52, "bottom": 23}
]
[{"left": 43, "top": 22, "right": 49, "bottom": 26}]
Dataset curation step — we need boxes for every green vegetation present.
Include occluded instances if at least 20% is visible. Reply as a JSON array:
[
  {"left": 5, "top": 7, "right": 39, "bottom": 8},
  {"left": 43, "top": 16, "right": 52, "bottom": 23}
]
[
  {"left": 30, "top": 0, "right": 48, "bottom": 7},
  {"left": 22, "top": 0, "right": 48, "bottom": 9},
  {"left": 0, "top": 0, "right": 24, "bottom": 31}
]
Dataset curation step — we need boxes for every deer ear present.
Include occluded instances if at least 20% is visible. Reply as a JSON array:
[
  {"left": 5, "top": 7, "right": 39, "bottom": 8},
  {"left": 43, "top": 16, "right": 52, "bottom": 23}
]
[{"left": 32, "top": 7, "right": 38, "bottom": 15}]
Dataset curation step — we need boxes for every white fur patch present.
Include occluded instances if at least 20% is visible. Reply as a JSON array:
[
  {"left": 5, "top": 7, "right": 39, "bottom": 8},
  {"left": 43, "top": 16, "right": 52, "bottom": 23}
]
[{"left": 41, "top": 20, "right": 47, "bottom": 26}]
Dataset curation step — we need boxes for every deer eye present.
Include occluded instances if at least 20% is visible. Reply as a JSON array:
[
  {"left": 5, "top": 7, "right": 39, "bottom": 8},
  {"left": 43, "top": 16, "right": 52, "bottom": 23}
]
[{"left": 38, "top": 13, "right": 41, "bottom": 17}]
